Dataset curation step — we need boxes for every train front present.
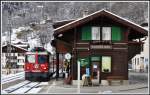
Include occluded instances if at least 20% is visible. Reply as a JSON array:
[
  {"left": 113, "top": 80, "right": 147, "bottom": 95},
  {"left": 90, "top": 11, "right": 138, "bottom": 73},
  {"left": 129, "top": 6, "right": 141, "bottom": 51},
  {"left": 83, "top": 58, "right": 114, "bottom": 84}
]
[{"left": 25, "top": 47, "right": 50, "bottom": 81}]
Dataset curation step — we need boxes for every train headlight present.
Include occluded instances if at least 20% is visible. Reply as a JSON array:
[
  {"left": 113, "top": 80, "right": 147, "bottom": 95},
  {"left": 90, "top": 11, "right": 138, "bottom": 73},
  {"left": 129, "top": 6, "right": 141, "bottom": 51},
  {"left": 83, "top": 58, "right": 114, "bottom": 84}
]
[
  {"left": 26, "top": 66, "right": 30, "bottom": 70},
  {"left": 41, "top": 64, "right": 47, "bottom": 70},
  {"left": 43, "top": 67, "right": 47, "bottom": 70}
]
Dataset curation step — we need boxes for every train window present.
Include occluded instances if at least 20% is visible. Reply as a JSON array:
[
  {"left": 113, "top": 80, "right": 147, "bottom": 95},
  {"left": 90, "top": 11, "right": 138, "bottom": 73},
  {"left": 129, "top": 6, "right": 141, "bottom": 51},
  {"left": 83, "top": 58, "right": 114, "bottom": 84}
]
[
  {"left": 27, "top": 55, "right": 35, "bottom": 63},
  {"left": 38, "top": 55, "right": 47, "bottom": 64}
]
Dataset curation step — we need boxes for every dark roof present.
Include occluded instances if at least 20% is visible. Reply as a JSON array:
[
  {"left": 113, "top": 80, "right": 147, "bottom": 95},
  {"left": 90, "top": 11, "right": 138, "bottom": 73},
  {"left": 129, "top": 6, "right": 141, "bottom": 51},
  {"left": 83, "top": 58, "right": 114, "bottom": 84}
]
[
  {"left": 140, "top": 22, "right": 148, "bottom": 27},
  {"left": 2, "top": 44, "right": 28, "bottom": 53},
  {"left": 54, "top": 9, "right": 148, "bottom": 37},
  {"left": 53, "top": 19, "right": 75, "bottom": 29}
]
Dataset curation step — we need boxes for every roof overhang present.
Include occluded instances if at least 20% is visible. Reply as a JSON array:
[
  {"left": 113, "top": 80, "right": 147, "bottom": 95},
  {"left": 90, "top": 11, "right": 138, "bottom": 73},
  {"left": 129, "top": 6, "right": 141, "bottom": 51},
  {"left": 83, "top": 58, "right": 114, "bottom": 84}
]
[
  {"left": 2, "top": 44, "right": 28, "bottom": 52},
  {"left": 54, "top": 9, "right": 148, "bottom": 37}
]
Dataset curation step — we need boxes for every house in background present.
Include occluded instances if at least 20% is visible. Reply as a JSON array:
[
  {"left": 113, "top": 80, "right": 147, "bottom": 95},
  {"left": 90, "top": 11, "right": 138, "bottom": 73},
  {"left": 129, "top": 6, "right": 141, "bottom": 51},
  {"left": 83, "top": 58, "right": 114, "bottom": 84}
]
[
  {"left": 51, "top": 9, "right": 148, "bottom": 85},
  {"left": 12, "top": 41, "right": 29, "bottom": 50},
  {"left": 2, "top": 44, "right": 28, "bottom": 71},
  {"left": 131, "top": 21, "right": 149, "bottom": 72}
]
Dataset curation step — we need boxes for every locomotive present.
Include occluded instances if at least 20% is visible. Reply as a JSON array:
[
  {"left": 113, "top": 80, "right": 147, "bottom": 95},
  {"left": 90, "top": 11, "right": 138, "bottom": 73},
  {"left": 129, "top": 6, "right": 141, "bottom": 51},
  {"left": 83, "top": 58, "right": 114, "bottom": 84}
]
[{"left": 25, "top": 47, "right": 52, "bottom": 81}]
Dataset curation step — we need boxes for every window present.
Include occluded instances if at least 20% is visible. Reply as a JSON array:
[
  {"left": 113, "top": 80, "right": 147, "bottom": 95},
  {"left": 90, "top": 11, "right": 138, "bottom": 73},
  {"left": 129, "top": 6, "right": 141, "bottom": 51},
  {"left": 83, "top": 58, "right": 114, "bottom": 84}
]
[
  {"left": 92, "top": 27, "right": 100, "bottom": 40},
  {"left": 81, "top": 26, "right": 91, "bottom": 40},
  {"left": 135, "top": 58, "right": 136, "bottom": 65},
  {"left": 112, "top": 26, "right": 122, "bottom": 41},
  {"left": 15, "top": 53, "right": 18, "bottom": 56},
  {"left": 11, "top": 53, "right": 13, "bottom": 56},
  {"left": 140, "top": 57, "right": 144, "bottom": 64},
  {"left": 137, "top": 58, "right": 139, "bottom": 65},
  {"left": 91, "top": 56, "right": 100, "bottom": 61},
  {"left": 78, "top": 57, "right": 90, "bottom": 67},
  {"left": 27, "top": 55, "right": 35, "bottom": 63},
  {"left": 102, "top": 56, "right": 111, "bottom": 72},
  {"left": 102, "top": 27, "right": 111, "bottom": 40},
  {"left": 38, "top": 55, "right": 47, "bottom": 64},
  {"left": 13, "top": 53, "right": 15, "bottom": 56}
]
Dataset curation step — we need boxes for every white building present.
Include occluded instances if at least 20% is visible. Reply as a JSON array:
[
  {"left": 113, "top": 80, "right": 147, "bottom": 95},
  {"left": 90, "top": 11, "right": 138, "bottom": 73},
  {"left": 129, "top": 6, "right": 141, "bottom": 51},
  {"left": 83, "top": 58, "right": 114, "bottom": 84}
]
[{"left": 131, "top": 22, "right": 149, "bottom": 72}]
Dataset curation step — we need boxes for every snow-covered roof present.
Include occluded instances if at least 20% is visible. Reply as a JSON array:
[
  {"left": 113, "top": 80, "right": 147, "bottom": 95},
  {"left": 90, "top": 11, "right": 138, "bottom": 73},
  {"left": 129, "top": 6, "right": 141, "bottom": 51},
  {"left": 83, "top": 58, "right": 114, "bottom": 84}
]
[
  {"left": 54, "top": 9, "right": 148, "bottom": 36},
  {"left": 14, "top": 44, "right": 28, "bottom": 47},
  {"left": 2, "top": 44, "right": 28, "bottom": 52},
  {"left": 11, "top": 39, "right": 28, "bottom": 44}
]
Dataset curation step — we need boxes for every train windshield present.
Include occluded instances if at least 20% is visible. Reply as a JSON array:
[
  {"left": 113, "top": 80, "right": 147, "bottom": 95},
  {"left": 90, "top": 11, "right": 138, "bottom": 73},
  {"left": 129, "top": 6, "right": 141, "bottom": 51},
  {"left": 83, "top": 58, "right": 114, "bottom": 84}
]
[
  {"left": 27, "top": 55, "right": 35, "bottom": 63},
  {"left": 38, "top": 55, "right": 47, "bottom": 64}
]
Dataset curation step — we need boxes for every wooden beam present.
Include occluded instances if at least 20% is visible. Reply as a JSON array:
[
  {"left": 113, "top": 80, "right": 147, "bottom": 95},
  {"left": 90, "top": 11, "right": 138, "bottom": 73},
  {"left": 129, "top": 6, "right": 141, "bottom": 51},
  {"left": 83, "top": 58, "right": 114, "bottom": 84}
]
[
  {"left": 56, "top": 53, "right": 59, "bottom": 81},
  {"left": 57, "top": 39, "right": 72, "bottom": 47},
  {"left": 125, "top": 27, "right": 131, "bottom": 42}
]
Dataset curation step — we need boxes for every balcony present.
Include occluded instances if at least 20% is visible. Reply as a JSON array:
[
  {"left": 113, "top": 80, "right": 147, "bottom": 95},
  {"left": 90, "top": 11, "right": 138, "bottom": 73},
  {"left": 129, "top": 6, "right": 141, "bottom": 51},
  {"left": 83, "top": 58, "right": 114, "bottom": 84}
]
[
  {"left": 76, "top": 41, "right": 127, "bottom": 50},
  {"left": 75, "top": 41, "right": 143, "bottom": 61}
]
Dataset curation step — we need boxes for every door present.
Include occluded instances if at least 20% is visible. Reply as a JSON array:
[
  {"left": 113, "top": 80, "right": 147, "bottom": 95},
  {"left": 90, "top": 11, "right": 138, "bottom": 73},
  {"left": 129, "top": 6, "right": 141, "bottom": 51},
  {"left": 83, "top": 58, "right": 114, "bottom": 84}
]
[{"left": 92, "top": 62, "right": 100, "bottom": 83}]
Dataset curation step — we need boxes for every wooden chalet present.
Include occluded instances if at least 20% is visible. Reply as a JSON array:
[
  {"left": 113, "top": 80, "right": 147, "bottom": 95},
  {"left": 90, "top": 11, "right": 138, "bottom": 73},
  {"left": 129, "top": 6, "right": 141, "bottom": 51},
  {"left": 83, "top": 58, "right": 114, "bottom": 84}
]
[
  {"left": 2, "top": 44, "right": 28, "bottom": 68},
  {"left": 51, "top": 9, "right": 148, "bottom": 85}
]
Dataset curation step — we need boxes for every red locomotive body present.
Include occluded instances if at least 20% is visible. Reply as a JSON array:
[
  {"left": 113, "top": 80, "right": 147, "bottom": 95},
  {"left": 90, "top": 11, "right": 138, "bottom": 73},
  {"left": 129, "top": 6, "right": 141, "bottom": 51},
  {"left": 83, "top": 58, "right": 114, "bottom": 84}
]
[{"left": 25, "top": 47, "right": 50, "bottom": 81}]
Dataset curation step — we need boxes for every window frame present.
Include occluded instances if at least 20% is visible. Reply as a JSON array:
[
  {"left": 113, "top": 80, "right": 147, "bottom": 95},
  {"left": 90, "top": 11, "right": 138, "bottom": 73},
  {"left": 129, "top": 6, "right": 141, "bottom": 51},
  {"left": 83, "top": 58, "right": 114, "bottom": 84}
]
[
  {"left": 38, "top": 55, "right": 48, "bottom": 64},
  {"left": 101, "top": 56, "right": 112, "bottom": 73},
  {"left": 26, "top": 54, "right": 36, "bottom": 63},
  {"left": 102, "top": 27, "right": 112, "bottom": 41},
  {"left": 91, "top": 26, "right": 100, "bottom": 41},
  {"left": 81, "top": 26, "right": 122, "bottom": 42}
]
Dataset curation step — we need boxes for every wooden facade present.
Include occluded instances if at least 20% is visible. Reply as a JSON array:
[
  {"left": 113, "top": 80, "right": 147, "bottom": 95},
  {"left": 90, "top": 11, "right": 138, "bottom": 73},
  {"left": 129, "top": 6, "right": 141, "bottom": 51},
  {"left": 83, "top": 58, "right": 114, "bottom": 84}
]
[
  {"left": 2, "top": 44, "right": 28, "bottom": 68},
  {"left": 51, "top": 10, "right": 148, "bottom": 83}
]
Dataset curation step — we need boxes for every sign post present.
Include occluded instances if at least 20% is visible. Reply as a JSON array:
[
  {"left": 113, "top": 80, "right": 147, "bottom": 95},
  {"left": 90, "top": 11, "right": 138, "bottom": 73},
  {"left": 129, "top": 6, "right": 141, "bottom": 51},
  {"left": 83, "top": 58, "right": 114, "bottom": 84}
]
[
  {"left": 65, "top": 53, "right": 71, "bottom": 78},
  {"left": 77, "top": 61, "right": 80, "bottom": 93}
]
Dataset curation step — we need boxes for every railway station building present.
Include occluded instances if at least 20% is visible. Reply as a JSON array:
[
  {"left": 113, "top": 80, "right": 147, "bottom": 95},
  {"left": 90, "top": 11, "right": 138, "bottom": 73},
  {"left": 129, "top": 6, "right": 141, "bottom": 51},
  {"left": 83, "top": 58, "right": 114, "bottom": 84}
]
[{"left": 51, "top": 9, "right": 148, "bottom": 85}]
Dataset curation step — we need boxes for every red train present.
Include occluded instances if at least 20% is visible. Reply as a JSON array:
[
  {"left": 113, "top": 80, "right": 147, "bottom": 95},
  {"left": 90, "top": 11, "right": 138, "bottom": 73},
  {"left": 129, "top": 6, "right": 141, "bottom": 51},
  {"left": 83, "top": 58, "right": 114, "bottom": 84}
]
[{"left": 25, "top": 47, "right": 52, "bottom": 81}]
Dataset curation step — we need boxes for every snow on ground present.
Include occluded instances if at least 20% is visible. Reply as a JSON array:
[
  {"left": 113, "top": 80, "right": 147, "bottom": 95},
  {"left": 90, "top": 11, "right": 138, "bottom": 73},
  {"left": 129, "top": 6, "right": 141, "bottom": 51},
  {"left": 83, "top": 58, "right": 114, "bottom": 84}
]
[{"left": 1, "top": 72, "right": 25, "bottom": 84}]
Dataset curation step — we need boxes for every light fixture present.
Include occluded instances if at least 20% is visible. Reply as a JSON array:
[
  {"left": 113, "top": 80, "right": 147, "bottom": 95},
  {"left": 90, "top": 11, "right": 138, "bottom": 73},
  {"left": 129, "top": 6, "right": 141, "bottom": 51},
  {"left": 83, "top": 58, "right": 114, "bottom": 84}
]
[{"left": 58, "top": 34, "right": 63, "bottom": 37}]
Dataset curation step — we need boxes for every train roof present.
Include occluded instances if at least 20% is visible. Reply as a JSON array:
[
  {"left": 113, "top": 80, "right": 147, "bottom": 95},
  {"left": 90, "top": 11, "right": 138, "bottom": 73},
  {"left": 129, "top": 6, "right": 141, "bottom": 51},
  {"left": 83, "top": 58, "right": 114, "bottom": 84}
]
[
  {"left": 26, "top": 51, "right": 50, "bottom": 55},
  {"left": 27, "top": 47, "right": 51, "bottom": 54}
]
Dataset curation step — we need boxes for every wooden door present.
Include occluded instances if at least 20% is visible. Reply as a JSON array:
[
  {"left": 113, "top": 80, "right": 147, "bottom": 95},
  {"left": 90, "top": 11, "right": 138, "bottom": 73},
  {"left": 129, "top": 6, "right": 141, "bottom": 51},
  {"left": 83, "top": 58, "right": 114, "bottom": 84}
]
[{"left": 92, "top": 62, "right": 100, "bottom": 82}]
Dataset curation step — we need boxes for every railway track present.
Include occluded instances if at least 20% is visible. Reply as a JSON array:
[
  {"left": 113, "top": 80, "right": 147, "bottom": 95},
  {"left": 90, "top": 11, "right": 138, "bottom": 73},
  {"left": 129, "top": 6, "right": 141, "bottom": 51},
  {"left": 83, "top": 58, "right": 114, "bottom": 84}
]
[
  {"left": 3, "top": 81, "right": 43, "bottom": 94},
  {"left": 1, "top": 72, "right": 24, "bottom": 84}
]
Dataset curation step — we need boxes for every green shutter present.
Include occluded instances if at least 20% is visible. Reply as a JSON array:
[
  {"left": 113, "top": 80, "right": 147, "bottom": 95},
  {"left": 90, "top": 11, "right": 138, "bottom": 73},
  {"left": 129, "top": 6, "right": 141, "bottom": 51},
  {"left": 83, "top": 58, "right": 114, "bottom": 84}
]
[
  {"left": 81, "top": 26, "right": 91, "bottom": 40},
  {"left": 112, "top": 26, "right": 122, "bottom": 41}
]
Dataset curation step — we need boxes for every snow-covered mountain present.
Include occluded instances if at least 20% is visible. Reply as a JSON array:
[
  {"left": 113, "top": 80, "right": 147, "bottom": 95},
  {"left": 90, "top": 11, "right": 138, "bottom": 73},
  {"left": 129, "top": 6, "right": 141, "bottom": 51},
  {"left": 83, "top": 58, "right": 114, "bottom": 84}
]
[
  {"left": 2, "top": 25, "right": 54, "bottom": 54},
  {"left": 2, "top": 2, "right": 148, "bottom": 55}
]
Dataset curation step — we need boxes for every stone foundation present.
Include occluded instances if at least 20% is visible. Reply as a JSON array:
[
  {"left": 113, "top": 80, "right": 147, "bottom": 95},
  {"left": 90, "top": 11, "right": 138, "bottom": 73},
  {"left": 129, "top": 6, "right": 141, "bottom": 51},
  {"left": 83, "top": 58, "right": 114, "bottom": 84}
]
[
  {"left": 101, "top": 80, "right": 129, "bottom": 86},
  {"left": 72, "top": 80, "right": 129, "bottom": 86},
  {"left": 101, "top": 80, "right": 109, "bottom": 86},
  {"left": 72, "top": 80, "right": 83, "bottom": 85}
]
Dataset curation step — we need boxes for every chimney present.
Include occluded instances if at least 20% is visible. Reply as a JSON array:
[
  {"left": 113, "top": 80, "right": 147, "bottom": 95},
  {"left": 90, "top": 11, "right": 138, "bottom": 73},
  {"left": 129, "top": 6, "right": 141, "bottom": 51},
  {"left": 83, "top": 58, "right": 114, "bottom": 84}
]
[{"left": 83, "top": 10, "right": 89, "bottom": 17}]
